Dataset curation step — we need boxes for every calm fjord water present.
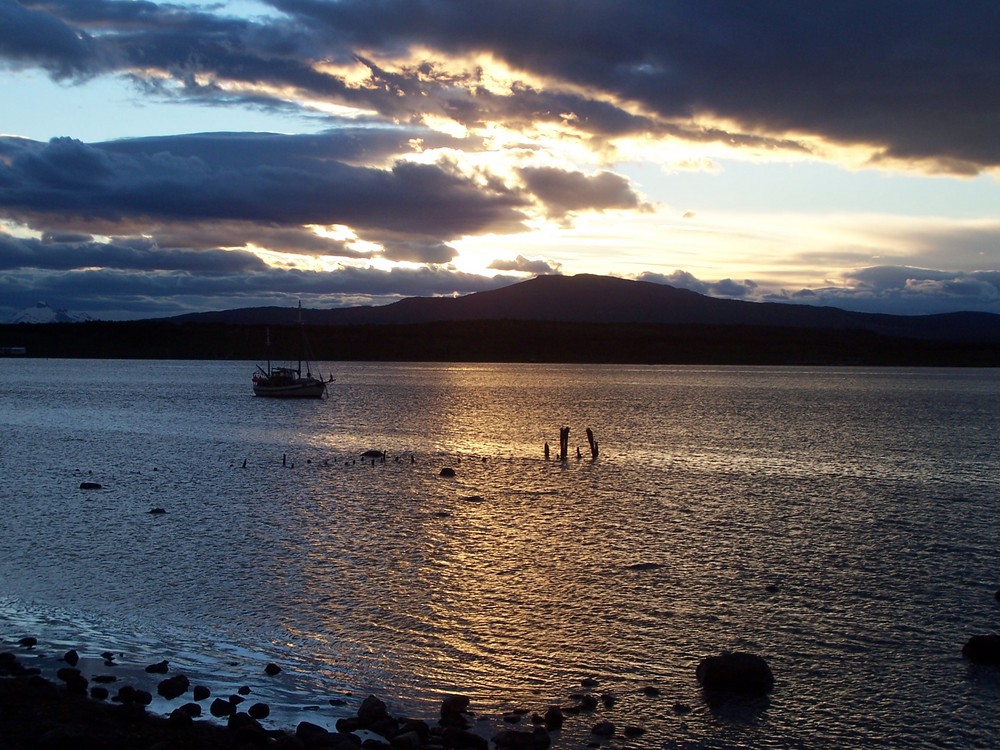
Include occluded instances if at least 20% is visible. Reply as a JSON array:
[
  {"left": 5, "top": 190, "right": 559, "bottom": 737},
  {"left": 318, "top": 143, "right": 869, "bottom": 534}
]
[{"left": 1, "top": 360, "right": 998, "bottom": 748}]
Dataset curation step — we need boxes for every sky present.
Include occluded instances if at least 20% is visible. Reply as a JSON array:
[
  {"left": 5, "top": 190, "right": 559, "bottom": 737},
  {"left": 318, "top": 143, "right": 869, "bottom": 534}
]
[{"left": 2, "top": 1, "right": 1000, "bottom": 321}]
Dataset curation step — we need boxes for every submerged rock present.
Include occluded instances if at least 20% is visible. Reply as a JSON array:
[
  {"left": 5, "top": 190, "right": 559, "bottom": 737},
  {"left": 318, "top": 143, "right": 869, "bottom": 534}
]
[
  {"left": 439, "top": 467, "right": 456, "bottom": 477},
  {"left": 696, "top": 651, "right": 774, "bottom": 695},
  {"left": 79, "top": 482, "right": 102, "bottom": 490}
]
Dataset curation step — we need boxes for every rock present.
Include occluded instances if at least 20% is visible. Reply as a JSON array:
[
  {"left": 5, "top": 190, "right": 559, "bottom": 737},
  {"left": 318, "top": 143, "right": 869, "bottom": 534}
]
[
  {"left": 248, "top": 702, "right": 270, "bottom": 720},
  {"left": 210, "top": 698, "right": 236, "bottom": 717},
  {"left": 391, "top": 729, "right": 424, "bottom": 749},
  {"left": 492, "top": 727, "right": 550, "bottom": 750},
  {"left": 145, "top": 660, "right": 169, "bottom": 674},
  {"left": 265, "top": 662, "right": 282, "bottom": 676},
  {"left": 238, "top": 685, "right": 252, "bottom": 695},
  {"left": 994, "top": 590, "right": 1000, "bottom": 602},
  {"left": 442, "top": 726, "right": 489, "bottom": 750},
  {"left": 168, "top": 708, "right": 194, "bottom": 728},
  {"left": 56, "top": 667, "right": 88, "bottom": 694},
  {"left": 114, "top": 685, "right": 136, "bottom": 704},
  {"left": 63, "top": 649, "right": 80, "bottom": 666},
  {"left": 295, "top": 721, "right": 330, "bottom": 744},
  {"left": 623, "top": 725, "right": 646, "bottom": 738},
  {"left": 149, "top": 508, "right": 167, "bottom": 514},
  {"left": 440, "top": 693, "right": 471, "bottom": 727},
  {"left": 591, "top": 720, "right": 615, "bottom": 737},
  {"left": 600, "top": 693, "right": 616, "bottom": 708},
  {"left": 581, "top": 676, "right": 599, "bottom": 687},
  {"left": 178, "top": 702, "right": 202, "bottom": 717},
  {"left": 542, "top": 706, "right": 563, "bottom": 730},
  {"left": 193, "top": 685, "right": 211, "bottom": 701},
  {"left": 133, "top": 689, "right": 153, "bottom": 706},
  {"left": 576, "top": 694, "right": 598, "bottom": 711},
  {"left": 640, "top": 685, "right": 661, "bottom": 697},
  {"left": 439, "top": 467, "right": 456, "bottom": 477},
  {"left": 962, "top": 634, "right": 1000, "bottom": 665},
  {"left": 90, "top": 686, "right": 109, "bottom": 701},
  {"left": 358, "top": 694, "right": 390, "bottom": 726},
  {"left": 157, "top": 674, "right": 190, "bottom": 700},
  {"left": 361, "top": 450, "right": 385, "bottom": 458},
  {"left": 79, "top": 482, "right": 102, "bottom": 490},
  {"left": 696, "top": 652, "right": 774, "bottom": 695},
  {"left": 765, "top": 583, "right": 780, "bottom": 593},
  {"left": 672, "top": 701, "right": 692, "bottom": 714},
  {"left": 18, "top": 637, "right": 37, "bottom": 648}
]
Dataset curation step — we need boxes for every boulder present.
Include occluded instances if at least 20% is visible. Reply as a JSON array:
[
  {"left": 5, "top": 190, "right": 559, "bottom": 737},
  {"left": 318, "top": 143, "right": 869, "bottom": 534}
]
[
  {"left": 696, "top": 651, "right": 774, "bottom": 695},
  {"left": 492, "top": 727, "right": 550, "bottom": 750},
  {"left": 210, "top": 698, "right": 236, "bottom": 717},
  {"left": 439, "top": 467, "right": 456, "bottom": 477},
  {"left": 440, "top": 693, "right": 471, "bottom": 727},
  {"left": 962, "top": 634, "right": 1000, "bottom": 665},
  {"left": 248, "top": 702, "right": 270, "bottom": 720},
  {"left": 157, "top": 674, "right": 190, "bottom": 700},
  {"left": 79, "top": 482, "right": 102, "bottom": 490},
  {"left": 264, "top": 662, "right": 282, "bottom": 676},
  {"left": 144, "top": 660, "right": 169, "bottom": 674},
  {"left": 357, "top": 694, "right": 390, "bottom": 726}
]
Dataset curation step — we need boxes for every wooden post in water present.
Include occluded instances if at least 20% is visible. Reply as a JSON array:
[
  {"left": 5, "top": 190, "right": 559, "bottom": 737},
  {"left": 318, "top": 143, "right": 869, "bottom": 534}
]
[
  {"left": 544, "top": 442, "right": 550, "bottom": 460},
  {"left": 586, "top": 427, "right": 599, "bottom": 460},
  {"left": 559, "top": 426, "right": 570, "bottom": 461}
]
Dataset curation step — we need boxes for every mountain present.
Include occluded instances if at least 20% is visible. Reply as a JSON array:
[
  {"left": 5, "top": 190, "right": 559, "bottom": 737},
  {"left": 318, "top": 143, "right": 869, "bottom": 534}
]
[
  {"left": 168, "top": 274, "right": 1000, "bottom": 344},
  {"left": 10, "top": 301, "right": 91, "bottom": 324}
]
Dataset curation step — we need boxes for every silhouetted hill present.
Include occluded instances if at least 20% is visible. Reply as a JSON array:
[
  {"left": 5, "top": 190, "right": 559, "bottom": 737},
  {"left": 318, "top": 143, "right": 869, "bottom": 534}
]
[{"left": 167, "top": 274, "right": 1000, "bottom": 344}]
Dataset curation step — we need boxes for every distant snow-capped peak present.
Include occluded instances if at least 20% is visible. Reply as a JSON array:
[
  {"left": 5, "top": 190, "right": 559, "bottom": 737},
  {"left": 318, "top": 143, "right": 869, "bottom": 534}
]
[{"left": 10, "top": 301, "right": 91, "bottom": 324}]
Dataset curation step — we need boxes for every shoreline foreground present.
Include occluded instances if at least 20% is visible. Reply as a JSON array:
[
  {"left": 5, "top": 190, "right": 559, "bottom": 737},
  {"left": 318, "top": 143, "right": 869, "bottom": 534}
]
[{"left": 0, "top": 646, "right": 584, "bottom": 750}]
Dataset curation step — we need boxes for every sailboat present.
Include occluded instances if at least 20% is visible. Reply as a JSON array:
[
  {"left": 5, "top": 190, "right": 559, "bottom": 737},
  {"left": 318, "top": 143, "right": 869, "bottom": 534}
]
[{"left": 252, "top": 302, "right": 332, "bottom": 398}]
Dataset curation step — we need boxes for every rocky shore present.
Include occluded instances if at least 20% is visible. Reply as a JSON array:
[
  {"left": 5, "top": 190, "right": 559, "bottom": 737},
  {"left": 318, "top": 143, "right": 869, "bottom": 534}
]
[
  {"left": 2, "top": 634, "right": 785, "bottom": 749},
  {"left": 0, "top": 643, "right": 627, "bottom": 750}
]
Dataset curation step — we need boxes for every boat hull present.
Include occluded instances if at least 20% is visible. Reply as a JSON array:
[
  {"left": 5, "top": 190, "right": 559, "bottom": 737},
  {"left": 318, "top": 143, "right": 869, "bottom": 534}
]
[{"left": 253, "top": 381, "right": 327, "bottom": 398}]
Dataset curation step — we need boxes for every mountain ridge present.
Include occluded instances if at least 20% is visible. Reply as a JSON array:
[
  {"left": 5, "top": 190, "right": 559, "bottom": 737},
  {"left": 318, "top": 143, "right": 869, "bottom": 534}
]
[{"left": 166, "top": 273, "right": 1000, "bottom": 344}]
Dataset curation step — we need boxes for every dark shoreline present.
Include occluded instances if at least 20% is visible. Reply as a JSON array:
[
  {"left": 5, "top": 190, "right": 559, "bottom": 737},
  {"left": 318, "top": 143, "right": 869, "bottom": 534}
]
[
  {"left": 0, "top": 651, "right": 502, "bottom": 750},
  {"left": 3, "top": 319, "right": 998, "bottom": 366},
  {"left": 0, "top": 643, "right": 625, "bottom": 750}
]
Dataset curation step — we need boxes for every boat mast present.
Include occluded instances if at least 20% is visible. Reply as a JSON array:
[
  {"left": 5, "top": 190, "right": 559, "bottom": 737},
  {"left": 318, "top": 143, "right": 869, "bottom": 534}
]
[{"left": 297, "top": 300, "right": 304, "bottom": 376}]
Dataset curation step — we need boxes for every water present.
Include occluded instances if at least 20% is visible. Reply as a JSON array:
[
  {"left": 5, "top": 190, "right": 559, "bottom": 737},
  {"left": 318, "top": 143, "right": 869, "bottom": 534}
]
[{"left": 1, "top": 360, "right": 998, "bottom": 748}]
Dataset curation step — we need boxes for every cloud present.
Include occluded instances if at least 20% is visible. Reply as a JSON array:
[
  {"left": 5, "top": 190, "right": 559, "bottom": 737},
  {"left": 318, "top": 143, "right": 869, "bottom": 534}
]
[
  {"left": 8, "top": 1, "right": 1000, "bottom": 171},
  {"left": 488, "top": 255, "right": 561, "bottom": 274},
  {"left": 637, "top": 270, "right": 756, "bottom": 299},
  {"left": 0, "top": 0, "right": 99, "bottom": 78},
  {"left": 637, "top": 266, "right": 1000, "bottom": 316},
  {"left": 517, "top": 166, "right": 647, "bottom": 218},
  {"left": 0, "top": 132, "right": 529, "bottom": 240},
  {"left": 0, "top": 257, "right": 521, "bottom": 320}
]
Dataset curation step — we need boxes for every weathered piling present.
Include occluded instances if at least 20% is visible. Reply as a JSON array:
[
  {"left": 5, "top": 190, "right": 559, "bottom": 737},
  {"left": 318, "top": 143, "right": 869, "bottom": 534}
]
[
  {"left": 559, "top": 426, "right": 570, "bottom": 461},
  {"left": 586, "top": 427, "right": 599, "bottom": 460}
]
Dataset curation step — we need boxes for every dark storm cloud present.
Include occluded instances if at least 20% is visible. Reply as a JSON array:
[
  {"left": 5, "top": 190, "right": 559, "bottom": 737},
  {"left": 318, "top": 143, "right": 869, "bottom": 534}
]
[
  {"left": 266, "top": 0, "right": 1000, "bottom": 171},
  {"left": 0, "top": 0, "right": 97, "bottom": 77},
  {"left": 0, "top": 231, "right": 267, "bottom": 272},
  {"left": 11, "top": 1, "right": 1000, "bottom": 169},
  {"left": 0, "top": 260, "right": 519, "bottom": 319},
  {"left": 0, "top": 132, "right": 529, "bottom": 244},
  {"left": 517, "top": 166, "right": 646, "bottom": 217}
]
